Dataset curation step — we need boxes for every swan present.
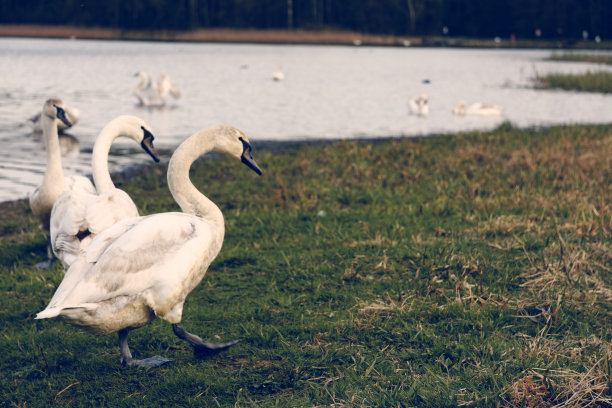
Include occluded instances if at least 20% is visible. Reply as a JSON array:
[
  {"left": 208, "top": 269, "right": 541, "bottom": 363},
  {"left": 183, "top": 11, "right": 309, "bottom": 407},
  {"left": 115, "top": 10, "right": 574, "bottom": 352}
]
[
  {"left": 453, "top": 101, "right": 502, "bottom": 116},
  {"left": 50, "top": 115, "right": 160, "bottom": 269},
  {"left": 27, "top": 104, "right": 81, "bottom": 134},
  {"left": 408, "top": 94, "right": 429, "bottom": 117},
  {"left": 133, "top": 71, "right": 180, "bottom": 107},
  {"left": 29, "top": 99, "right": 97, "bottom": 268},
  {"left": 273, "top": 65, "right": 285, "bottom": 82},
  {"left": 36, "top": 125, "right": 263, "bottom": 367}
]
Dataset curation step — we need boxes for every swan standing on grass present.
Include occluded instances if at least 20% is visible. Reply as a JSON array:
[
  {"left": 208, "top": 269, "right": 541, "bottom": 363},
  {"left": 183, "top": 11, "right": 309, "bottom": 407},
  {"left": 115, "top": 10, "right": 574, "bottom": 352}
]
[
  {"left": 29, "top": 99, "right": 96, "bottom": 268},
  {"left": 408, "top": 94, "right": 429, "bottom": 117},
  {"left": 36, "top": 125, "right": 263, "bottom": 367},
  {"left": 453, "top": 101, "right": 502, "bottom": 116},
  {"left": 50, "top": 116, "right": 160, "bottom": 269},
  {"left": 133, "top": 71, "right": 180, "bottom": 107}
]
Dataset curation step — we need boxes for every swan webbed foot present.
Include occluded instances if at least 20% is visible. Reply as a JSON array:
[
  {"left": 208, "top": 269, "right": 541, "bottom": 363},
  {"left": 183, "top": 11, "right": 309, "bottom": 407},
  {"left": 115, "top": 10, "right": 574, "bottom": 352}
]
[
  {"left": 172, "top": 323, "right": 241, "bottom": 356},
  {"left": 35, "top": 259, "right": 55, "bottom": 269},
  {"left": 36, "top": 241, "right": 56, "bottom": 268},
  {"left": 193, "top": 338, "right": 242, "bottom": 357},
  {"left": 123, "top": 355, "right": 173, "bottom": 368}
]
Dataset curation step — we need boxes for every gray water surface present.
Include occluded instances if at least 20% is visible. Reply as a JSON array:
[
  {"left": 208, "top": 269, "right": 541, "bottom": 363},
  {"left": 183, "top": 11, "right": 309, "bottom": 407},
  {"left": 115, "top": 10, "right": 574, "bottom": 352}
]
[{"left": 1, "top": 38, "right": 612, "bottom": 202}]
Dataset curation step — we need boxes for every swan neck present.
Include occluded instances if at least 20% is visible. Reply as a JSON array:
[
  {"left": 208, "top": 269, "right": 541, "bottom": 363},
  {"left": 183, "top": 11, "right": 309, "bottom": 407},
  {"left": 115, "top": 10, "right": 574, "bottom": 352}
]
[
  {"left": 91, "top": 123, "right": 122, "bottom": 193},
  {"left": 41, "top": 115, "right": 66, "bottom": 190},
  {"left": 168, "top": 130, "right": 224, "bottom": 231}
]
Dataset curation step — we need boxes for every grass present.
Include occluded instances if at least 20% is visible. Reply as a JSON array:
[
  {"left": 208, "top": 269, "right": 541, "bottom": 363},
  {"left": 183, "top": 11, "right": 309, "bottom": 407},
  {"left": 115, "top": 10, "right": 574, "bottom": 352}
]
[
  {"left": 1, "top": 123, "right": 611, "bottom": 407},
  {"left": 536, "top": 52, "right": 612, "bottom": 93},
  {"left": 549, "top": 52, "right": 612, "bottom": 65},
  {"left": 535, "top": 71, "right": 612, "bottom": 93}
]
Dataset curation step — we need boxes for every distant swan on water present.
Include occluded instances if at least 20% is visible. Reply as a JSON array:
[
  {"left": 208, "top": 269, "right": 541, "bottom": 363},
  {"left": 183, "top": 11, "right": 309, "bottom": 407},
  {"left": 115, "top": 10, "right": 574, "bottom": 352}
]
[
  {"left": 133, "top": 71, "right": 181, "bottom": 107},
  {"left": 408, "top": 94, "right": 429, "bottom": 117},
  {"left": 453, "top": 101, "right": 502, "bottom": 116},
  {"left": 273, "top": 65, "right": 285, "bottom": 81},
  {"left": 36, "top": 125, "right": 263, "bottom": 367},
  {"left": 29, "top": 99, "right": 96, "bottom": 268},
  {"left": 50, "top": 115, "right": 160, "bottom": 270}
]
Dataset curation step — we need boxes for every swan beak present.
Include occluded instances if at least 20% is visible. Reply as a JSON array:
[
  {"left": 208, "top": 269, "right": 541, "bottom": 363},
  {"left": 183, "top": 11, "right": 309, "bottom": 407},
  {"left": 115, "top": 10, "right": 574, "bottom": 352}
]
[
  {"left": 140, "top": 127, "right": 161, "bottom": 163},
  {"left": 239, "top": 137, "right": 262, "bottom": 175},
  {"left": 54, "top": 105, "right": 72, "bottom": 127}
]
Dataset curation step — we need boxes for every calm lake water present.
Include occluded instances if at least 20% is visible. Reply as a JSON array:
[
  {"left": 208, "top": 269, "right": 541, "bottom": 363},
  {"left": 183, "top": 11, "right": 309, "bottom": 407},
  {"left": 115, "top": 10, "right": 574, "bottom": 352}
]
[{"left": 1, "top": 37, "right": 612, "bottom": 202}]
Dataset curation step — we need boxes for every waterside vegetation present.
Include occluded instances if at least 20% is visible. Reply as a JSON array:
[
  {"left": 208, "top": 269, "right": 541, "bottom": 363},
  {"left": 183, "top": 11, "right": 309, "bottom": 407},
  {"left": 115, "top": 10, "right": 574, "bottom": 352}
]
[{"left": 0, "top": 123, "right": 611, "bottom": 407}]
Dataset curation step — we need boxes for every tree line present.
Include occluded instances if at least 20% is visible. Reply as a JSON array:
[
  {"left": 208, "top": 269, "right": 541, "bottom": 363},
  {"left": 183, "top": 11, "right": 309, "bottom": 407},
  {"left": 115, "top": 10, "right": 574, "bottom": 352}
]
[{"left": 1, "top": 0, "right": 610, "bottom": 40}]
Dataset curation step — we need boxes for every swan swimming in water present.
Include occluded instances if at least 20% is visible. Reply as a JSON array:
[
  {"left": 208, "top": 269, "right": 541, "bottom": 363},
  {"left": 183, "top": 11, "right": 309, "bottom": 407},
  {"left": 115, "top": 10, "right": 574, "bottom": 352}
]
[
  {"left": 408, "top": 94, "right": 429, "bottom": 117},
  {"left": 36, "top": 125, "right": 263, "bottom": 367},
  {"left": 50, "top": 115, "right": 160, "bottom": 270},
  {"left": 453, "top": 101, "right": 502, "bottom": 116},
  {"left": 29, "top": 99, "right": 96, "bottom": 268},
  {"left": 27, "top": 104, "right": 81, "bottom": 134},
  {"left": 133, "top": 71, "right": 181, "bottom": 107},
  {"left": 273, "top": 65, "right": 285, "bottom": 82}
]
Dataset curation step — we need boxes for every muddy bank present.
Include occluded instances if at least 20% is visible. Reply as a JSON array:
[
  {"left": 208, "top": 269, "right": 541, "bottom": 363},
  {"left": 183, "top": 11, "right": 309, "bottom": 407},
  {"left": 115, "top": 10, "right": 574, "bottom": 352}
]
[{"left": 2, "top": 24, "right": 610, "bottom": 48}]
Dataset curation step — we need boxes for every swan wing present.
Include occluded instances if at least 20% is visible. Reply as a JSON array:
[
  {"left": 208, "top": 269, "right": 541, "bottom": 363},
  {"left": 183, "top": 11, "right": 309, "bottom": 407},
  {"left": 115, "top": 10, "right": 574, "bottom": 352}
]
[
  {"left": 84, "top": 189, "right": 139, "bottom": 234},
  {"left": 38, "top": 213, "right": 221, "bottom": 320},
  {"left": 51, "top": 186, "right": 138, "bottom": 268}
]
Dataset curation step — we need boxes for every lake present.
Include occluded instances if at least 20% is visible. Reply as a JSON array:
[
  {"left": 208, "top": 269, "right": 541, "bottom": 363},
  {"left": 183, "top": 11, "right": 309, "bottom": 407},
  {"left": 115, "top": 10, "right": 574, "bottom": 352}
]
[{"left": 1, "top": 37, "right": 612, "bottom": 202}]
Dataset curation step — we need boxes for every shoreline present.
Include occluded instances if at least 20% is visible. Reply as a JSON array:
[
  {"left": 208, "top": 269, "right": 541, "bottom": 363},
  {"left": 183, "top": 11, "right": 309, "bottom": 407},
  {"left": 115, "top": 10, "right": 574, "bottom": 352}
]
[
  {"left": 1, "top": 24, "right": 611, "bottom": 49},
  {"left": 3, "top": 122, "right": 612, "bottom": 207}
]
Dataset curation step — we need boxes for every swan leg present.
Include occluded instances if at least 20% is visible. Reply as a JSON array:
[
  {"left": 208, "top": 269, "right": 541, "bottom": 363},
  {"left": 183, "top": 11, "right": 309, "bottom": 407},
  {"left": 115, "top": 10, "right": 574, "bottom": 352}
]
[
  {"left": 118, "top": 329, "right": 173, "bottom": 367},
  {"left": 172, "top": 323, "right": 241, "bottom": 356},
  {"left": 35, "top": 237, "right": 55, "bottom": 269}
]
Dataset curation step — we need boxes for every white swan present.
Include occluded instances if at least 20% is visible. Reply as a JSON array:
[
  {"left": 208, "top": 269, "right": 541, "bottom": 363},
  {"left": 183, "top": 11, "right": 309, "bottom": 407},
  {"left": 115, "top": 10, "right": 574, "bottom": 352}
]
[
  {"left": 50, "top": 115, "right": 160, "bottom": 269},
  {"left": 29, "top": 99, "right": 96, "bottom": 268},
  {"left": 36, "top": 125, "right": 263, "bottom": 367},
  {"left": 27, "top": 104, "right": 81, "bottom": 134},
  {"left": 408, "top": 94, "right": 429, "bottom": 117},
  {"left": 273, "top": 65, "right": 285, "bottom": 82},
  {"left": 133, "top": 71, "right": 180, "bottom": 107},
  {"left": 453, "top": 101, "right": 502, "bottom": 116}
]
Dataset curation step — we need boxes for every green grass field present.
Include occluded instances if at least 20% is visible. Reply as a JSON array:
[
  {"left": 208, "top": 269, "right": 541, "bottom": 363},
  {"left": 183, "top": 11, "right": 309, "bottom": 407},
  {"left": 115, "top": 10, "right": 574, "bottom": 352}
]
[{"left": 1, "top": 123, "right": 610, "bottom": 407}]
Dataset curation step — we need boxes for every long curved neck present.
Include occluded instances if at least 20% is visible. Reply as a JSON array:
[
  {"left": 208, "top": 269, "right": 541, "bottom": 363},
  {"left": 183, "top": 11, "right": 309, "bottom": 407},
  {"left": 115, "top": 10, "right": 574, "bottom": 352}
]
[
  {"left": 41, "top": 114, "right": 66, "bottom": 192},
  {"left": 91, "top": 121, "right": 125, "bottom": 193},
  {"left": 167, "top": 129, "right": 224, "bottom": 233}
]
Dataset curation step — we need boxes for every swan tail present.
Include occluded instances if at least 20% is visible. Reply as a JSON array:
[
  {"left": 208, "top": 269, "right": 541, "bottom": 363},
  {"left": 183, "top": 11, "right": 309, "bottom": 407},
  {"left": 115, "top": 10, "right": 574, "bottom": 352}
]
[
  {"left": 36, "top": 303, "right": 98, "bottom": 319},
  {"left": 35, "top": 308, "right": 62, "bottom": 319}
]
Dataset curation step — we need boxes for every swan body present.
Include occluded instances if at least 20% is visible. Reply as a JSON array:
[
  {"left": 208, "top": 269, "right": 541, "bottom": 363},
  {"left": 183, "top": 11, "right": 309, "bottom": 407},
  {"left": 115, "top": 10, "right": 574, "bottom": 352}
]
[
  {"left": 50, "top": 115, "right": 160, "bottom": 269},
  {"left": 273, "top": 66, "right": 285, "bottom": 82},
  {"left": 453, "top": 101, "right": 502, "bottom": 116},
  {"left": 29, "top": 99, "right": 95, "bottom": 268},
  {"left": 28, "top": 105, "right": 81, "bottom": 133},
  {"left": 133, "top": 71, "right": 180, "bottom": 107},
  {"left": 408, "top": 94, "right": 429, "bottom": 117},
  {"left": 37, "top": 125, "right": 263, "bottom": 367}
]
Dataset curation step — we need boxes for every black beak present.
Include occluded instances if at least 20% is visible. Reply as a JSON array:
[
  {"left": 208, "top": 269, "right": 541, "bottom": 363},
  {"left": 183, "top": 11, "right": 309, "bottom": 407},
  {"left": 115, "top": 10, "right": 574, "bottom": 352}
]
[
  {"left": 54, "top": 105, "right": 72, "bottom": 127},
  {"left": 239, "top": 137, "right": 262, "bottom": 175},
  {"left": 140, "top": 126, "right": 160, "bottom": 162}
]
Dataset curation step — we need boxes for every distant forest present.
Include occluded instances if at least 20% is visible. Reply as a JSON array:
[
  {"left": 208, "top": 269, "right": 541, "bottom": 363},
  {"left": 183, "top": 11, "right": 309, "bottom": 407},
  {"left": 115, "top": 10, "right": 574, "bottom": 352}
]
[{"left": 1, "top": 0, "right": 610, "bottom": 40}]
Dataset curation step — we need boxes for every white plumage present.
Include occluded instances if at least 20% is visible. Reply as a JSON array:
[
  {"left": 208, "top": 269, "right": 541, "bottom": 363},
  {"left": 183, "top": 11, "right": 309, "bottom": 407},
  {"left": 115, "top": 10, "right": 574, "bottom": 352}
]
[
  {"left": 50, "top": 115, "right": 160, "bottom": 269},
  {"left": 408, "top": 94, "right": 429, "bottom": 117},
  {"left": 29, "top": 99, "right": 96, "bottom": 268},
  {"left": 37, "top": 125, "right": 263, "bottom": 367},
  {"left": 453, "top": 101, "right": 502, "bottom": 116},
  {"left": 133, "top": 71, "right": 181, "bottom": 107}
]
